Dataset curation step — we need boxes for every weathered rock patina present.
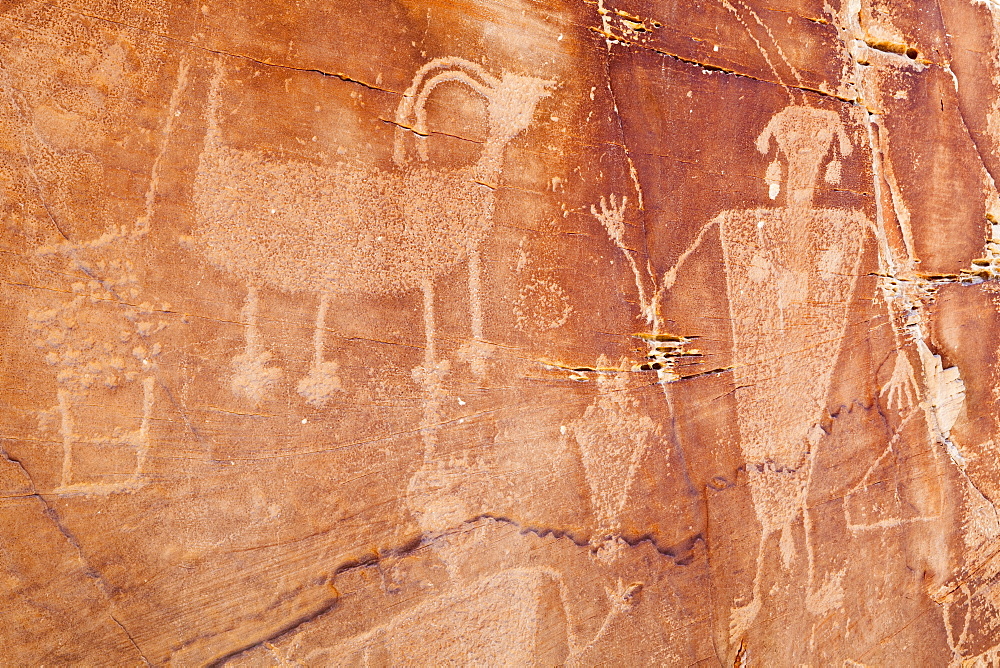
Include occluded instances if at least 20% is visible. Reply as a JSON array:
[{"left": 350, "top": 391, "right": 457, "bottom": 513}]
[{"left": 3, "top": 0, "right": 1000, "bottom": 664}]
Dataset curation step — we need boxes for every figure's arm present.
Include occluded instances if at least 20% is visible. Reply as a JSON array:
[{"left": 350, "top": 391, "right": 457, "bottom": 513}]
[
  {"left": 592, "top": 195, "right": 656, "bottom": 326},
  {"left": 836, "top": 122, "right": 854, "bottom": 157},
  {"left": 755, "top": 119, "right": 775, "bottom": 155},
  {"left": 878, "top": 275, "right": 921, "bottom": 412}
]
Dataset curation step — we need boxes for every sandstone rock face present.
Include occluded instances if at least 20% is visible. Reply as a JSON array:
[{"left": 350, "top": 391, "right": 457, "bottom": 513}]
[{"left": 4, "top": 0, "right": 1000, "bottom": 664}]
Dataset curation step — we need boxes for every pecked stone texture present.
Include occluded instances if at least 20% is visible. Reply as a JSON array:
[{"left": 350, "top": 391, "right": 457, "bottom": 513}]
[{"left": 2, "top": 0, "right": 1000, "bottom": 664}]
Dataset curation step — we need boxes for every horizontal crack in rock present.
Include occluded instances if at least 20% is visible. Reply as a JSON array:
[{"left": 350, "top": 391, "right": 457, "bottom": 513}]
[{"left": 587, "top": 26, "right": 857, "bottom": 105}]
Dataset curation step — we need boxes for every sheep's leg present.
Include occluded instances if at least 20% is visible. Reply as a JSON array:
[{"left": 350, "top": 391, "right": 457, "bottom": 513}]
[
  {"left": 422, "top": 277, "right": 436, "bottom": 367},
  {"left": 131, "top": 376, "right": 155, "bottom": 483},
  {"left": 58, "top": 388, "right": 74, "bottom": 489},
  {"left": 231, "top": 286, "right": 282, "bottom": 404},
  {"left": 297, "top": 293, "right": 341, "bottom": 408},
  {"left": 416, "top": 277, "right": 443, "bottom": 458},
  {"left": 243, "top": 286, "right": 261, "bottom": 356},
  {"left": 313, "top": 293, "right": 330, "bottom": 370},
  {"left": 466, "top": 248, "right": 488, "bottom": 378},
  {"left": 469, "top": 248, "right": 483, "bottom": 343}
]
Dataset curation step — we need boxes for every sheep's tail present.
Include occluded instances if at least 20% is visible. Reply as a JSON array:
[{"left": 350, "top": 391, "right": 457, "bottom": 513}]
[{"left": 203, "top": 58, "right": 225, "bottom": 151}]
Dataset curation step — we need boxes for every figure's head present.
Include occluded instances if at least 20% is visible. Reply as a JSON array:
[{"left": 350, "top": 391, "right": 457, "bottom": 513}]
[
  {"left": 486, "top": 73, "right": 554, "bottom": 142},
  {"left": 405, "top": 461, "right": 469, "bottom": 535},
  {"left": 756, "top": 105, "right": 853, "bottom": 208}
]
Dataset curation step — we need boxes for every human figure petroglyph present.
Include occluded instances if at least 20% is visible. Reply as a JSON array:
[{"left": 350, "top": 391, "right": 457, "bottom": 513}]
[
  {"left": 563, "top": 357, "right": 664, "bottom": 545},
  {"left": 717, "top": 105, "right": 867, "bottom": 641},
  {"left": 187, "top": 58, "right": 553, "bottom": 406},
  {"left": 595, "top": 105, "right": 869, "bottom": 642},
  {"left": 9, "top": 54, "right": 190, "bottom": 497},
  {"left": 513, "top": 198, "right": 688, "bottom": 551},
  {"left": 587, "top": 192, "right": 707, "bottom": 555},
  {"left": 756, "top": 105, "right": 853, "bottom": 205},
  {"left": 589, "top": 105, "right": 881, "bottom": 649}
]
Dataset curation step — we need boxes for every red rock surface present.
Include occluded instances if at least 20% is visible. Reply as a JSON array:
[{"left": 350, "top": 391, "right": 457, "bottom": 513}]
[{"left": 3, "top": 0, "right": 1000, "bottom": 664}]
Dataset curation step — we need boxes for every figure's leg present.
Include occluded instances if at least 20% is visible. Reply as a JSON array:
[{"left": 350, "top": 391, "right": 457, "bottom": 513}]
[
  {"left": 297, "top": 293, "right": 341, "bottom": 408},
  {"left": 729, "top": 529, "right": 768, "bottom": 644}
]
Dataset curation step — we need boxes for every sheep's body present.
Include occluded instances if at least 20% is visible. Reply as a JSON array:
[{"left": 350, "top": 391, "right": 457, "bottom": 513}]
[
  {"left": 192, "top": 143, "right": 493, "bottom": 297},
  {"left": 186, "top": 57, "right": 552, "bottom": 407}
]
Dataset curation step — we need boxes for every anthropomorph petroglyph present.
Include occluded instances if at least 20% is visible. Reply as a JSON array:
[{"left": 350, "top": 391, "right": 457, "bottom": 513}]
[
  {"left": 563, "top": 356, "right": 663, "bottom": 546},
  {"left": 717, "top": 105, "right": 867, "bottom": 641},
  {"left": 590, "top": 105, "right": 883, "bottom": 644},
  {"left": 595, "top": 104, "right": 869, "bottom": 640},
  {"left": 12, "top": 58, "right": 190, "bottom": 497},
  {"left": 187, "top": 58, "right": 553, "bottom": 406},
  {"left": 586, "top": 190, "right": 705, "bottom": 551}
]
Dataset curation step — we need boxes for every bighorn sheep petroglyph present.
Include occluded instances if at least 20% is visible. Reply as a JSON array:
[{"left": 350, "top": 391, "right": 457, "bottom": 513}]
[{"left": 187, "top": 58, "right": 552, "bottom": 406}]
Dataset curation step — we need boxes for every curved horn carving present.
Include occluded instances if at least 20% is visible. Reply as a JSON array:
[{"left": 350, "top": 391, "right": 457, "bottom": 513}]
[
  {"left": 393, "top": 57, "right": 498, "bottom": 166},
  {"left": 411, "top": 71, "right": 493, "bottom": 161}
]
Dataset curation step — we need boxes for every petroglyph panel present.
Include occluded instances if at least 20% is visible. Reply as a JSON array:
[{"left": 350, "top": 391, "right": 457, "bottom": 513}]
[{"left": 3, "top": 0, "right": 1000, "bottom": 664}]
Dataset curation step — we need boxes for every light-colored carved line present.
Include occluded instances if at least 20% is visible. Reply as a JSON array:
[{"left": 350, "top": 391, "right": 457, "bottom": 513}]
[
  {"left": 846, "top": 516, "right": 937, "bottom": 532},
  {"left": 58, "top": 388, "right": 74, "bottom": 488},
  {"left": 137, "top": 59, "right": 190, "bottom": 235},
  {"left": 941, "top": 582, "right": 972, "bottom": 659},
  {"left": 420, "top": 278, "right": 435, "bottom": 368},
  {"left": 655, "top": 217, "right": 720, "bottom": 307},
  {"left": 877, "top": 123, "right": 918, "bottom": 267},
  {"left": 242, "top": 286, "right": 262, "bottom": 355},
  {"left": 469, "top": 248, "right": 483, "bottom": 342},
  {"left": 204, "top": 59, "right": 226, "bottom": 149},
  {"left": 412, "top": 71, "right": 493, "bottom": 162},
  {"left": 393, "top": 57, "right": 498, "bottom": 166},
  {"left": 132, "top": 376, "right": 155, "bottom": 481},
  {"left": 717, "top": 0, "right": 797, "bottom": 105},
  {"left": 736, "top": 0, "right": 804, "bottom": 87},
  {"left": 625, "top": 154, "right": 644, "bottom": 211},
  {"left": 314, "top": 293, "right": 330, "bottom": 369}
]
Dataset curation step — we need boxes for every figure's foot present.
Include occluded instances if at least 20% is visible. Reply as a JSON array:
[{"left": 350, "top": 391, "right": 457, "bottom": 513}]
[
  {"left": 411, "top": 358, "right": 452, "bottom": 392},
  {"left": 297, "top": 361, "right": 342, "bottom": 408},
  {"left": 231, "top": 349, "right": 282, "bottom": 404},
  {"left": 729, "top": 597, "right": 761, "bottom": 645},
  {"left": 805, "top": 569, "right": 846, "bottom": 616},
  {"left": 457, "top": 340, "right": 495, "bottom": 378}
]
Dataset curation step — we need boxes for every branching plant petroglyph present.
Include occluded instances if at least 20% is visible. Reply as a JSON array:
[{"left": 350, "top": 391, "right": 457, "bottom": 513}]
[
  {"left": 29, "top": 230, "right": 164, "bottom": 496},
  {"left": 188, "top": 57, "right": 553, "bottom": 407},
  {"left": 590, "top": 193, "right": 709, "bottom": 382}
]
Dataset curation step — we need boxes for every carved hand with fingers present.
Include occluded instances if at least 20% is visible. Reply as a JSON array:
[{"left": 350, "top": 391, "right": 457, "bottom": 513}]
[
  {"left": 591, "top": 194, "right": 628, "bottom": 248},
  {"left": 881, "top": 350, "right": 919, "bottom": 412}
]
